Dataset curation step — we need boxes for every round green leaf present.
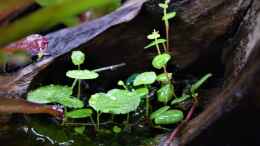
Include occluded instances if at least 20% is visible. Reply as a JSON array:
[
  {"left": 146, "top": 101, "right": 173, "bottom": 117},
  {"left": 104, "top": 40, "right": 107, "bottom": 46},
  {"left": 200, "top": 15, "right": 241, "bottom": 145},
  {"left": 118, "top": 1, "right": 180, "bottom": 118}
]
[
  {"left": 65, "top": 109, "right": 93, "bottom": 119},
  {"left": 27, "top": 85, "right": 72, "bottom": 104},
  {"left": 89, "top": 89, "right": 141, "bottom": 114},
  {"left": 156, "top": 73, "right": 172, "bottom": 83},
  {"left": 154, "top": 110, "right": 184, "bottom": 125},
  {"left": 57, "top": 97, "right": 84, "bottom": 108},
  {"left": 157, "top": 83, "right": 174, "bottom": 104},
  {"left": 71, "top": 51, "right": 85, "bottom": 65},
  {"left": 112, "top": 126, "right": 122, "bottom": 134},
  {"left": 152, "top": 53, "right": 171, "bottom": 69},
  {"left": 66, "top": 70, "right": 99, "bottom": 80},
  {"left": 150, "top": 106, "right": 170, "bottom": 120},
  {"left": 135, "top": 87, "right": 149, "bottom": 99},
  {"left": 133, "top": 72, "right": 157, "bottom": 86}
]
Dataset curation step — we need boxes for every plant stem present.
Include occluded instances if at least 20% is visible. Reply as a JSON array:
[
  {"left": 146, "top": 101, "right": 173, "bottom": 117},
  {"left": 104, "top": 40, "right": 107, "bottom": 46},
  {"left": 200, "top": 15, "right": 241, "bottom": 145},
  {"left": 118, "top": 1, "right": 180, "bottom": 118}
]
[
  {"left": 155, "top": 37, "right": 161, "bottom": 55},
  {"left": 90, "top": 115, "right": 97, "bottom": 130},
  {"left": 77, "top": 65, "right": 81, "bottom": 98},
  {"left": 164, "top": 99, "right": 198, "bottom": 146},
  {"left": 96, "top": 112, "right": 101, "bottom": 131},
  {"left": 71, "top": 79, "right": 78, "bottom": 89},
  {"left": 146, "top": 95, "right": 150, "bottom": 119},
  {"left": 163, "top": 4, "right": 170, "bottom": 51},
  {"left": 126, "top": 113, "right": 130, "bottom": 124}
]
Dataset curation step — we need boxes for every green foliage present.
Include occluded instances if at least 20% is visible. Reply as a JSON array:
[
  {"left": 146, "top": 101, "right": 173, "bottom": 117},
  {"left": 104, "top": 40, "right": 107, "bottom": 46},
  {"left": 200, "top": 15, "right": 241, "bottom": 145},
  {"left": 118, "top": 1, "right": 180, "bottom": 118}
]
[
  {"left": 89, "top": 89, "right": 141, "bottom": 114},
  {"left": 152, "top": 53, "right": 171, "bottom": 69},
  {"left": 112, "top": 125, "right": 122, "bottom": 134},
  {"left": 74, "top": 126, "right": 86, "bottom": 135},
  {"left": 133, "top": 72, "right": 157, "bottom": 86},
  {"left": 171, "top": 95, "right": 191, "bottom": 105},
  {"left": 27, "top": 85, "right": 72, "bottom": 104},
  {"left": 191, "top": 73, "right": 212, "bottom": 95},
  {"left": 156, "top": 73, "right": 172, "bottom": 83},
  {"left": 144, "top": 39, "right": 166, "bottom": 49},
  {"left": 147, "top": 30, "right": 160, "bottom": 40},
  {"left": 71, "top": 51, "right": 85, "bottom": 66},
  {"left": 157, "top": 83, "right": 174, "bottom": 104},
  {"left": 65, "top": 109, "right": 93, "bottom": 118},
  {"left": 66, "top": 70, "right": 99, "bottom": 79},
  {"left": 162, "top": 12, "right": 176, "bottom": 21},
  {"left": 135, "top": 87, "right": 149, "bottom": 99},
  {"left": 154, "top": 110, "right": 183, "bottom": 125},
  {"left": 150, "top": 106, "right": 170, "bottom": 120},
  {"left": 27, "top": 84, "right": 84, "bottom": 108}
]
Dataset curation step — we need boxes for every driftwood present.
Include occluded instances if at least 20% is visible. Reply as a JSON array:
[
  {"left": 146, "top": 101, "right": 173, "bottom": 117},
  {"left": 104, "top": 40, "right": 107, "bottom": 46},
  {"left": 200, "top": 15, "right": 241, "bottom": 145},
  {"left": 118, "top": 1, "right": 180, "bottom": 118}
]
[
  {"left": 0, "top": 0, "right": 260, "bottom": 145},
  {"left": 0, "top": 0, "right": 147, "bottom": 116}
]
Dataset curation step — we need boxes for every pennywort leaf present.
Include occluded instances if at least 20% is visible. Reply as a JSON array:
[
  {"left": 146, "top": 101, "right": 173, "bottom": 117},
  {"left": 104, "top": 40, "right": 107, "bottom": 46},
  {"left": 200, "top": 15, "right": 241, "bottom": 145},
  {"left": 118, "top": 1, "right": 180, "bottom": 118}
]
[
  {"left": 152, "top": 53, "right": 171, "bottom": 69},
  {"left": 157, "top": 83, "right": 174, "bottom": 104},
  {"left": 71, "top": 51, "right": 85, "bottom": 65},
  {"left": 133, "top": 72, "right": 157, "bottom": 86},
  {"left": 66, "top": 70, "right": 99, "bottom": 80},
  {"left": 154, "top": 110, "right": 184, "bottom": 125},
  {"left": 65, "top": 109, "right": 93, "bottom": 118},
  {"left": 150, "top": 106, "right": 170, "bottom": 120}
]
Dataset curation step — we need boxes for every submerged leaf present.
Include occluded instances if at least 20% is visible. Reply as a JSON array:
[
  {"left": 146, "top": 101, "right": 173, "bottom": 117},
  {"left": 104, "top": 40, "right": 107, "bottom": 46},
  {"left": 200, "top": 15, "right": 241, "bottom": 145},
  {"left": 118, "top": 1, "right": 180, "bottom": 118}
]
[
  {"left": 152, "top": 53, "right": 171, "bottom": 69},
  {"left": 27, "top": 85, "right": 72, "bottom": 104},
  {"left": 74, "top": 126, "right": 86, "bottom": 135},
  {"left": 156, "top": 73, "right": 172, "bottom": 83},
  {"left": 154, "top": 110, "right": 183, "bottom": 125},
  {"left": 57, "top": 96, "right": 84, "bottom": 108},
  {"left": 133, "top": 72, "right": 156, "bottom": 86},
  {"left": 65, "top": 109, "right": 93, "bottom": 118},
  {"left": 162, "top": 12, "right": 177, "bottom": 21},
  {"left": 135, "top": 87, "right": 149, "bottom": 99},
  {"left": 191, "top": 73, "right": 212, "bottom": 94},
  {"left": 150, "top": 106, "right": 170, "bottom": 120},
  {"left": 157, "top": 83, "right": 174, "bottom": 104},
  {"left": 144, "top": 39, "right": 166, "bottom": 49},
  {"left": 71, "top": 51, "right": 85, "bottom": 65},
  {"left": 66, "top": 70, "right": 99, "bottom": 80},
  {"left": 89, "top": 89, "right": 141, "bottom": 114}
]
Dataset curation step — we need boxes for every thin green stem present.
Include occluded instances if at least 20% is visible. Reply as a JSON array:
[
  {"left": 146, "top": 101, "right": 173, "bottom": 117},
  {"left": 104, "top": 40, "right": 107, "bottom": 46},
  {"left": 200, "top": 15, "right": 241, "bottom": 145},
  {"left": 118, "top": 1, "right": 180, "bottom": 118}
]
[
  {"left": 126, "top": 113, "right": 130, "bottom": 124},
  {"left": 146, "top": 95, "right": 149, "bottom": 119},
  {"left": 96, "top": 112, "right": 101, "bottom": 131},
  {"left": 90, "top": 115, "right": 97, "bottom": 130},
  {"left": 71, "top": 79, "right": 78, "bottom": 89},
  {"left": 77, "top": 65, "right": 81, "bottom": 98},
  {"left": 155, "top": 38, "right": 161, "bottom": 55}
]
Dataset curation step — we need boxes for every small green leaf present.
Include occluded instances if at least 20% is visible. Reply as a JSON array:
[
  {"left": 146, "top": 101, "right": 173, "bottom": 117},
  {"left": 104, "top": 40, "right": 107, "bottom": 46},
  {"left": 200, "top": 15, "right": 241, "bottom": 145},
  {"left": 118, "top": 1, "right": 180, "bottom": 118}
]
[
  {"left": 152, "top": 53, "right": 171, "bottom": 69},
  {"left": 27, "top": 85, "right": 72, "bottom": 104},
  {"left": 162, "top": 12, "right": 177, "bottom": 21},
  {"left": 150, "top": 106, "right": 170, "bottom": 120},
  {"left": 171, "top": 95, "right": 191, "bottom": 105},
  {"left": 74, "top": 126, "right": 85, "bottom": 135},
  {"left": 112, "top": 126, "right": 122, "bottom": 134},
  {"left": 154, "top": 110, "right": 184, "bottom": 125},
  {"left": 157, "top": 83, "right": 174, "bottom": 104},
  {"left": 158, "top": 3, "right": 168, "bottom": 9},
  {"left": 89, "top": 89, "right": 141, "bottom": 114},
  {"left": 71, "top": 51, "right": 85, "bottom": 65},
  {"left": 126, "top": 73, "right": 139, "bottom": 86},
  {"left": 147, "top": 30, "right": 160, "bottom": 40},
  {"left": 144, "top": 39, "right": 166, "bottom": 49},
  {"left": 156, "top": 73, "right": 172, "bottom": 83},
  {"left": 135, "top": 87, "right": 149, "bottom": 99},
  {"left": 57, "top": 97, "right": 84, "bottom": 108},
  {"left": 133, "top": 72, "right": 157, "bottom": 86},
  {"left": 65, "top": 109, "right": 93, "bottom": 118},
  {"left": 66, "top": 70, "right": 99, "bottom": 80},
  {"left": 191, "top": 73, "right": 212, "bottom": 94}
]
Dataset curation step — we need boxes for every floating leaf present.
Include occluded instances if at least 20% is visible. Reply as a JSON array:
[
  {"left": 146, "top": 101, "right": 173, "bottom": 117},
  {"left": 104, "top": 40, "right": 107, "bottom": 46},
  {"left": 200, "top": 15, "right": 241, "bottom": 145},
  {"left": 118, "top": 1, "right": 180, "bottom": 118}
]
[
  {"left": 152, "top": 53, "right": 171, "bottom": 69},
  {"left": 71, "top": 51, "right": 85, "bottom": 65},
  {"left": 171, "top": 95, "right": 191, "bottom": 105},
  {"left": 154, "top": 110, "right": 184, "bottom": 125},
  {"left": 89, "top": 89, "right": 141, "bottom": 114},
  {"left": 162, "top": 12, "right": 177, "bottom": 21},
  {"left": 27, "top": 85, "right": 72, "bottom": 104},
  {"left": 150, "top": 106, "right": 170, "bottom": 120},
  {"left": 156, "top": 73, "right": 172, "bottom": 83},
  {"left": 144, "top": 39, "right": 166, "bottom": 49},
  {"left": 147, "top": 30, "right": 160, "bottom": 40},
  {"left": 133, "top": 72, "right": 156, "bottom": 86},
  {"left": 65, "top": 109, "right": 93, "bottom": 118},
  {"left": 66, "top": 70, "right": 99, "bottom": 80},
  {"left": 157, "top": 83, "right": 174, "bottom": 104},
  {"left": 191, "top": 73, "right": 212, "bottom": 94},
  {"left": 57, "top": 96, "right": 84, "bottom": 108}
]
